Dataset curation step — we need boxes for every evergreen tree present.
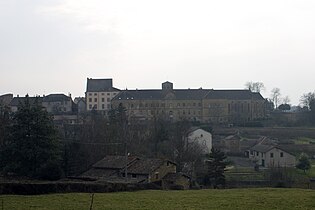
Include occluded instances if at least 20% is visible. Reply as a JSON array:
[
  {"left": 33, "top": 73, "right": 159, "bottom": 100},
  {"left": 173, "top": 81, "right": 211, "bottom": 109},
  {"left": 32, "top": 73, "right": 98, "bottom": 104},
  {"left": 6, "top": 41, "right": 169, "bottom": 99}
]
[
  {"left": 1, "top": 95, "right": 62, "bottom": 180},
  {"left": 206, "top": 147, "right": 229, "bottom": 188},
  {"left": 0, "top": 104, "right": 11, "bottom": 146},
  {"left": 296, "top": 153, "right": 311, "bottom": 174}
]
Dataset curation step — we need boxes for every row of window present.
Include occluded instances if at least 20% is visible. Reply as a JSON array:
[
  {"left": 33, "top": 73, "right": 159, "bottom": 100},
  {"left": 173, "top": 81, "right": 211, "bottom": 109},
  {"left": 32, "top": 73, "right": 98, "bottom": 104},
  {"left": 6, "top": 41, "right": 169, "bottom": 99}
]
[
  {"left": 129, "top": 109, "right": 201, "bottom": 116},
  {"left": 88, "top": 97, "right": 111, "bottom": 103},
  {"left": 88, "top": 92, "right": 117, "bottom": 96},
  {"left": 88, "top": 104, "right": 111, "bottom": 110},
  {"left": 252, "top": 151, "right": 284, "bottom": 158},
  {"left": 124, "top": 102, "right": 202, "bottom": 108}
]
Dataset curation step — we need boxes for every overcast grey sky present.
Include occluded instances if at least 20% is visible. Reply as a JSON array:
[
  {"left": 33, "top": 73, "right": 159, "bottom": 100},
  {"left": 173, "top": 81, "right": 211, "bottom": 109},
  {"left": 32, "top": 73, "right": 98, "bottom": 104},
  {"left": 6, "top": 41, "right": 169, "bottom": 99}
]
[{"left": 1, "top": 0, "right": 315, "bottom": 105}]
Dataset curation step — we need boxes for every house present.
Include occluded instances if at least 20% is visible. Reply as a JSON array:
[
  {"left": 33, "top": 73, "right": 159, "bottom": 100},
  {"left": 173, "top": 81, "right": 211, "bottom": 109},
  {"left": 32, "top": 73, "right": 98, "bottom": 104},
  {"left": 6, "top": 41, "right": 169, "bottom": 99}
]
[
  {"left": 81, "top": 156, "right": 139, "bottom": 180},
  {"left": 81, "top": 156, "right": 176, "bottom": 183},
  {"left": 42, "top": 94, "right": 73, "bottom": 114},
  {"left": 187, "top": 128, "right": 212, "bottom": 154},
  {"left": 9, "top": 96, "right": 43, "bottom": 112},
  {"left": 126, "top": 158, "right": 176, "bottom": 183},
  {"left": 111, "top": 81, "right": 266, "bottom": 124},
  {"left": 85, "top": 78, "right": 120, "bottom": 114},
  {"left": 247, "top": 144, "right": 296, "bottom": 168}
]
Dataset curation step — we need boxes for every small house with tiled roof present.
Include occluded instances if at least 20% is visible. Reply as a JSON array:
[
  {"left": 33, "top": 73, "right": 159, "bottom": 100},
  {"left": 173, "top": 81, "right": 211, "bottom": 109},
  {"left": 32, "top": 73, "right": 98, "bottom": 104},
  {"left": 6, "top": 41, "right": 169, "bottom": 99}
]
[
  {"left": 81, "top": 156, "right": 176, "bottom": 184},
  {"left": 247, "top": 144, "right": 296, "bottom": 168}
]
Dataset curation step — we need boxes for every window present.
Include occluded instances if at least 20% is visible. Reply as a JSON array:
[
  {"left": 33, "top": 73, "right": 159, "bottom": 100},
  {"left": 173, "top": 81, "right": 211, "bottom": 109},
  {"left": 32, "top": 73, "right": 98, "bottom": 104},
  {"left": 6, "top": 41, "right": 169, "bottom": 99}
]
[
  {"left": 89, "top": 93, "right": 92, "bottom": 96},
  {"left": 102, "top": 98, "right": 105, "bottom": 102},
  {"left": 94, "top": 104, "right": 97, "bottom": 109},
  {"left": 107, "top": 98, "right": 110, "bottom": 102},
  {"left": 102, "top": 104, "right": 105, "bottom": 109},
  {"left": 89, "top": 98, "right": 92, "bottom": 102},
  {"left": 89, "top": 104, "right": 92, "bottom": 109},
  {"left": 94, "top": 98, "right": 97, "bottom": 102},
  {"left": 182, "top": 103, "right": 185, "bottom": 107},
  {"left": 101, "top": 93, "right": 105, "bottom": 95},
  {"left": 94, "top": 93, "right": 97, "bottom": 96},
  {"left": 280, "top": 152, "right": 283, "bottom": 157},
  {"left": 270, "top": 153, "right": 274, "bottom": 158},
  {"left": 155, "top": 173, "right": 159, "bottom": 179},
  {"left": 107, "top": 93, "right": 110, "bottom": 96}
]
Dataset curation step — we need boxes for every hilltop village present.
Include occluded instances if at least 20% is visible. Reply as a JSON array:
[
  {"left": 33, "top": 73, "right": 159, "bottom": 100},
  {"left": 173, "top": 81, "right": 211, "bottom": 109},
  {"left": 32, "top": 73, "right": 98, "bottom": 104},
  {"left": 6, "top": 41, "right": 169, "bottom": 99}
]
[{"left": 0, "top": 78, "right": 314, "bottom": 191}]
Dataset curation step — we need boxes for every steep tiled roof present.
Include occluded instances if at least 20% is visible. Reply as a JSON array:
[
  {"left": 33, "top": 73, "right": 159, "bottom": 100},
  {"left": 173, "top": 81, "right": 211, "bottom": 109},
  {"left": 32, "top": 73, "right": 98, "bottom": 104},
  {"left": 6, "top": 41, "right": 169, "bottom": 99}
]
[
  {"left": 250, "top": 144, "right": 275, "bottom": 153},
  {"left": 93, "top": 156, "right": 138, "bottom": 169},
  {"left": 205, "top": 90, "right": 254, "bottom": 100},
  {"left": 86, "top": 78, "right": 120, "bottom": 92},
  {"left": 127, "top": 159, "right": 175, "bottom": 175},
  {"left": 42, "top": 94, "right": 71, "bottom": 102}
]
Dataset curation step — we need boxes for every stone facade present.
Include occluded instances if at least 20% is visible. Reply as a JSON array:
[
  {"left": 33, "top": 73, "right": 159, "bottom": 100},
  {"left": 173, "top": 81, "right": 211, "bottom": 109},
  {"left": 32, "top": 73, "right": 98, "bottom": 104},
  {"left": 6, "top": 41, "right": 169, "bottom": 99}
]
[{"left": 112, "top": 81, "right": 266, "bottom": 124}]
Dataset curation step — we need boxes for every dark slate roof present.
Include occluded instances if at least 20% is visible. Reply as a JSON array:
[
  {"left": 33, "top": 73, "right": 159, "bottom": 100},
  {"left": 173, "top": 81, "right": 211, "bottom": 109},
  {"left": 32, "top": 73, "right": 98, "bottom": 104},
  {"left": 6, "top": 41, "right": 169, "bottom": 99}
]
[
  {"left": 112, "top": 89, "right": 264, "bottom": 101},
  {"left": 252, "top": 92, "right": 265, "bottom": 100},
  {"left": 127, "top": 159, "right": 175, "bottom": 175},
  {"left": 113, "top": 89, "right": 210, "bottom": 101},
  {"left": 86, "top": 78, "right": 120, "bottom": 92},
  {"left": 250, "top": 144, "right": 275, "bottom": 153},
  {"left": 93, "top": 156, "right": 138, "bottom": 169},
  {"left": 10, "top": 97, "right": 42, "bottom": 106},
  {"left": 42, "top": 94, "right": 71, "bottom": 102},
  {"left": 205, "top": 90, "right": 254, "bottom": 100}
]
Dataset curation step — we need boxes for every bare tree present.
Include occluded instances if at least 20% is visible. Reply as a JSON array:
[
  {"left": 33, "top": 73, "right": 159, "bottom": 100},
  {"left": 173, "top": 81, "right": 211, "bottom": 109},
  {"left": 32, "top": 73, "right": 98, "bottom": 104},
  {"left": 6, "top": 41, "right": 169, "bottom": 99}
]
[
  {"left": 271, "top": 88, "right": 281, "bottom": 109},
  {"left": 283, "top": 96, "right": 290, "bottom": 104},
  {"left": 300, "top": 92, "right": 315, "bottom": 109},
  {"left": 245, "top": 81, "right": 265, "bottom": 93}
]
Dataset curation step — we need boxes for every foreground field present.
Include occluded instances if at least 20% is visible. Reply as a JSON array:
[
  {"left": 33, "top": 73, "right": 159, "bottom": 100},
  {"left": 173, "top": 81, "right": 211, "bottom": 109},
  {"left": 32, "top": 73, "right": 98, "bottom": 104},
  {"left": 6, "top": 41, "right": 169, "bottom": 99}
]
[{"left": 1, "top": 188, "right": 315, "bottom": 210}]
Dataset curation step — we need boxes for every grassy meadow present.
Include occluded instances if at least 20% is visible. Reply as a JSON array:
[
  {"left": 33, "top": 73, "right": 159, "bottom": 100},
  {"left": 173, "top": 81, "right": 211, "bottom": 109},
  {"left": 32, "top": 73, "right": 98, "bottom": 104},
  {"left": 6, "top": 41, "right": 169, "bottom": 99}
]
[{"left": 1, "top": 188, "right": 315, "bottom": 210}]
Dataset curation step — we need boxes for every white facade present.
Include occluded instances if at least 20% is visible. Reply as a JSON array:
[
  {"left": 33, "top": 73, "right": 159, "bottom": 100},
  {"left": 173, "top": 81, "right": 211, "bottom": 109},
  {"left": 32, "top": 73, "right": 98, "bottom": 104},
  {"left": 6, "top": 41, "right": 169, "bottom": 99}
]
[
  {"left": 86, "top": 91, "right": 119, "bottom": 112},
  {"left": 248, "top": 145, "right": 296, "bottom": 168},
  {"left": 187, "top": 128, "right": 212, "bottom": 154}
]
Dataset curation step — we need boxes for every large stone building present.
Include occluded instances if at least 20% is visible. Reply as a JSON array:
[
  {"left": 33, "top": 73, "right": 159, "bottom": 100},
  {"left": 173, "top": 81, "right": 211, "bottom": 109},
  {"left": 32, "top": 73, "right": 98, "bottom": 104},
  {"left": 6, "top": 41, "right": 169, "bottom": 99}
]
[
  {"left": 111, "top": 81, "right": 266, "bottom": 124},
  {"left": 85, "top": 78, "right": 120, "bottom": 114}
]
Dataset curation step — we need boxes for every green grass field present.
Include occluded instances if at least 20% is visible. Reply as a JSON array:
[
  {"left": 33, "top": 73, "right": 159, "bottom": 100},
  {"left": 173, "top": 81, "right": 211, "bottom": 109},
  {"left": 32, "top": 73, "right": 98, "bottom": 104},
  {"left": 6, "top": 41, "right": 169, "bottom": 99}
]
[{"left": 1, "top": 188, "right": 315, "bottom": 210}]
